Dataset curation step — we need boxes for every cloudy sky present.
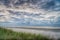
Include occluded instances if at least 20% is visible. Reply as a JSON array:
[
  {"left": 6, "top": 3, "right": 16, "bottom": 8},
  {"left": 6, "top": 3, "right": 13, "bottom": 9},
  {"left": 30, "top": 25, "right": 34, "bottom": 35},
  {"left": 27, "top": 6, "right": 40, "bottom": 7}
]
[{"left": 0, "top": 0, "right": 60, "bottom": 27}]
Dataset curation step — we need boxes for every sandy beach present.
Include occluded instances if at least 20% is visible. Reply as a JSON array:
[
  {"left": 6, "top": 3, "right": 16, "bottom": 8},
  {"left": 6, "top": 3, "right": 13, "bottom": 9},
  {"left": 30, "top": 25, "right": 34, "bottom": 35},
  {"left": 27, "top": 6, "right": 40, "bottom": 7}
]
[{"left": 6, "top": 27, "right": 60, "bottom": 39}]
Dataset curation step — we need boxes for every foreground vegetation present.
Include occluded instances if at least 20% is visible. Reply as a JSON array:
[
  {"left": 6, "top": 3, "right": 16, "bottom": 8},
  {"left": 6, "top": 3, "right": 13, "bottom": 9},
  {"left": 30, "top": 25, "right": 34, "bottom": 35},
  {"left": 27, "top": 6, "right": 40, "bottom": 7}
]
[{"left": 0, "top": 27, "right": 54, "bottom": 40}]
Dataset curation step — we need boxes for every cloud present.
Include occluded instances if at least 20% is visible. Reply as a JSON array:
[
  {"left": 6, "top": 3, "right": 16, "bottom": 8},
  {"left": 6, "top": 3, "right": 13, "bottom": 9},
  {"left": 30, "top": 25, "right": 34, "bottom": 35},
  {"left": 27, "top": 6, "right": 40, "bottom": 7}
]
[{"left": 0, "top": 0, "right": 60, "bottom": 26}]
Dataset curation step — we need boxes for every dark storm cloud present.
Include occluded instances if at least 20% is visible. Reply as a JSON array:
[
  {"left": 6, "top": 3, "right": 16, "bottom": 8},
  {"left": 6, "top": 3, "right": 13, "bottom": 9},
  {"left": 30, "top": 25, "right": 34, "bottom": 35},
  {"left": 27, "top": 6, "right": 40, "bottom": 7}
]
[
  {"left": 41, "top": 0, "right": 55, "bottom": 10},
  {"left": 41, "top": 0, "right": 60, "bottom": 11},
  {"left": 0, "top": 0, "right": 60, "bottom": 11},
  {"left": 0, "top": 0, "right": 11, "bottom": 7}
]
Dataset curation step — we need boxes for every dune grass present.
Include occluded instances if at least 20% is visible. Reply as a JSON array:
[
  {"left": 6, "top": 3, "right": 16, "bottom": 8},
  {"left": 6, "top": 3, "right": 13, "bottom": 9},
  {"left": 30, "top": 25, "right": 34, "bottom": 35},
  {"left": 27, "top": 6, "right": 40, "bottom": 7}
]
[{"left": 0, "top": 27, "right": 52, "bottom": 40}]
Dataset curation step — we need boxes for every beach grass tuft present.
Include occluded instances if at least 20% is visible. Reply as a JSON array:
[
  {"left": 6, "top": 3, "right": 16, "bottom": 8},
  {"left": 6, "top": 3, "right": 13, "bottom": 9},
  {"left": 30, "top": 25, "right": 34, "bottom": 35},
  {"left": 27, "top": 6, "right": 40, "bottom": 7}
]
[{"left": 0, "top": 27, "right": 52, "bottom": 40}]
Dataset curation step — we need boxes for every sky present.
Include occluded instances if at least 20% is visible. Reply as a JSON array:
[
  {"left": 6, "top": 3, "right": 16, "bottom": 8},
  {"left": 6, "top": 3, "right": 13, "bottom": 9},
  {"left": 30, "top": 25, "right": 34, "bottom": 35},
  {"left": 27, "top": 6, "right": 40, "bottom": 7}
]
[{"left": 0, "top": 0, "right": 60, "bottom": 27}]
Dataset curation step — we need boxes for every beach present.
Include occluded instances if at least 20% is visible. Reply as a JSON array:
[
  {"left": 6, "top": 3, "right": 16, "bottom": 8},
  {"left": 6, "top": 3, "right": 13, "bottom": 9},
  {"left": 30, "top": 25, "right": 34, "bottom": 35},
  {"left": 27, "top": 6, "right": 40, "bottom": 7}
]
[{"left": 6, "top": 26, "right": 60, "bottom": 39}]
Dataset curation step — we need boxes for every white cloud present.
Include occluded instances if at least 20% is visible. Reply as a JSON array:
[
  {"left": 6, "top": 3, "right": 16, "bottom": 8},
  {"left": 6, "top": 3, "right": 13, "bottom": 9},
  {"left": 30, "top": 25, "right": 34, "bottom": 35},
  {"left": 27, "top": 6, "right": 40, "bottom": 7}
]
[{"left": 0, "top": 1, "right": 60, "bottom": 24}]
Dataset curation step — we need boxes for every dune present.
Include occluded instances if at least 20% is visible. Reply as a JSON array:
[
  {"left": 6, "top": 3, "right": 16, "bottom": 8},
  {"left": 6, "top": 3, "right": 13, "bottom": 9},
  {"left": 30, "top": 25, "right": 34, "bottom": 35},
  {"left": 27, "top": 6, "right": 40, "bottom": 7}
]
[{"left": 6, "top": 26, "right": 60, "bottom": 39}]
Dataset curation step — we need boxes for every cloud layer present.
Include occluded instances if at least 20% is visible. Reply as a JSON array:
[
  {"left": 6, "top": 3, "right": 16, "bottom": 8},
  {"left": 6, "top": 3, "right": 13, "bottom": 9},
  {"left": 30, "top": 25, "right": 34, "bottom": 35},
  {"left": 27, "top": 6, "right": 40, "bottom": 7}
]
[{"left": 0, "top": 0, "right": 60, "bottom": 26}]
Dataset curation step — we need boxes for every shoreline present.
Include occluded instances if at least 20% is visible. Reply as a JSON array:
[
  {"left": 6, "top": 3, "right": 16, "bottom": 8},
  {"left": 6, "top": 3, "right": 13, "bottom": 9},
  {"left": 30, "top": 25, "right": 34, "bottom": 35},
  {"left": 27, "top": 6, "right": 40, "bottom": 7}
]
[{"left": 6, "top": 27, "right": 60, "bottom": 39}]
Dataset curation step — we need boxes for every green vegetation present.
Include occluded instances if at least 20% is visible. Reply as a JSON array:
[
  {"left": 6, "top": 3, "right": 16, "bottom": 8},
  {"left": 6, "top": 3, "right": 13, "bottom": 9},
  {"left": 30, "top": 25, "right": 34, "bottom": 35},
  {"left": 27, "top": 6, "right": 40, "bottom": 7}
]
[{"left": 0, "top": 27, "right": 52, "bottom": 40}]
